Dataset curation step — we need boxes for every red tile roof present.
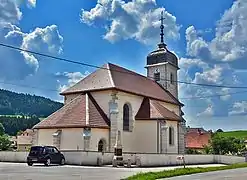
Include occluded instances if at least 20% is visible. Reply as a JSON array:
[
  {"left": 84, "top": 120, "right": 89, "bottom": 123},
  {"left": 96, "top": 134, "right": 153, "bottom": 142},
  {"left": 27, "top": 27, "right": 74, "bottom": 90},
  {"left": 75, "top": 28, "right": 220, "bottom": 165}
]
[
  {"left": 185, "top": 128, "right": 211, "bottom": 149},
  {"left": 135, "top": 97, "right": 181, "bottom": 121},
  {"left": 61, "top": 63, "right": 182, "bottom": 106},
  {"left": 33, "top": 93, "right": 109, "bottom": 129}
]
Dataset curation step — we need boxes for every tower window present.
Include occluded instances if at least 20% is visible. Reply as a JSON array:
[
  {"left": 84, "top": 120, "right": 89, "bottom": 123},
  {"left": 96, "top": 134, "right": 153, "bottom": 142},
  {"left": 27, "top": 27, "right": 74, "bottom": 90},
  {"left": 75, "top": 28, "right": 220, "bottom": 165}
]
[
  {"left": 170, "top": 73, "right": 174, "bottom": 84},
  {"left": 154, "top": 72, "right": 160, "bottom": 81}
]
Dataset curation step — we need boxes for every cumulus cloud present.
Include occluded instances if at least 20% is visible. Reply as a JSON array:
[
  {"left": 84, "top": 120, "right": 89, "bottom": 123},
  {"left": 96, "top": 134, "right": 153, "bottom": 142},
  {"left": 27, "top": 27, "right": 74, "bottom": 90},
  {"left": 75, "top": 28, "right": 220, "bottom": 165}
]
[
  {"left": 80, "top": 0, "right": 180, "bottom": 44},
  {"left": 180, "top": 0, "right": 247, "bottom": 119},
  {"left": 185, "top": 0, "right": 247, "bottom": 65},
  {"left": 0, "top": 0, "right": 63, "bottom": 80},
  {"left": 197, "top": 105, "right": 214, "bottom": 117},
  {"left": 0, "top": 0, "right": 22, "bottom": 28},
  {"left": 229, "top": 101, "right": 247, "bottom": 116},
  {"left": 56, "top": 71, "right": 90, "bottom": 92}
]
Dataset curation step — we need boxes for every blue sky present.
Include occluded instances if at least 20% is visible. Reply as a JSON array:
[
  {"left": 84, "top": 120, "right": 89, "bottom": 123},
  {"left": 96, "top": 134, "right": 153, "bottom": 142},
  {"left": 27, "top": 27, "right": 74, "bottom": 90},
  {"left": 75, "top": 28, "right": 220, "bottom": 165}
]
[{"left": 1, "top": 0, "right": 247, "bottom": 131}]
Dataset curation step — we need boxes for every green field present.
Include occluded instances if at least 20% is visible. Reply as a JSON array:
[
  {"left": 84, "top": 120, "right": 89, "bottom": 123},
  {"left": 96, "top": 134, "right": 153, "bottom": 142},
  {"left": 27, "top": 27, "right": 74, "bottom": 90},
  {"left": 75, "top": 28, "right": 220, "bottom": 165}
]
[
  {"left": 0, "top": 115, "right": 45, "bottom": 121},
  {"left": 0, "top": 115, "right": 29, "bottom": 118},
  {"left": 217, "top": 130, "right": 247, "bottom": 140}
]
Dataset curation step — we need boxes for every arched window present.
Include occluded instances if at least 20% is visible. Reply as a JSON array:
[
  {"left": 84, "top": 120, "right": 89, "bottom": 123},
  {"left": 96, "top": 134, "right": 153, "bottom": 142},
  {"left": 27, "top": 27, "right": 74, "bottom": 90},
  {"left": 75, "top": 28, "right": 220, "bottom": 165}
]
[
  {"left": 123, "top": 104, "right": 130, "bottom": 131},
  {"left": 170, "top": 73, "right": 174, "bottom": 84},
  {"left": 98, "top": 139, "right": 106, "bottom": 152},
  {"left": 169, "top": 127, "right": 174, "bottom": 145}
]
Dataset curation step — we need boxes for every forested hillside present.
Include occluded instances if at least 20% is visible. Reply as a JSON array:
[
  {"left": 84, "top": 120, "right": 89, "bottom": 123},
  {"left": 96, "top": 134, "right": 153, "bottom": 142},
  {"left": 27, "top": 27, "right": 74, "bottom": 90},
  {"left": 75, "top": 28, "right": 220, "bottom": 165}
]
[
  {"left": 0, "top": 116, "right": 40, "bottom": 135},
  {"left": 0, "top": 89, "right": 63, "bottom": 117}
]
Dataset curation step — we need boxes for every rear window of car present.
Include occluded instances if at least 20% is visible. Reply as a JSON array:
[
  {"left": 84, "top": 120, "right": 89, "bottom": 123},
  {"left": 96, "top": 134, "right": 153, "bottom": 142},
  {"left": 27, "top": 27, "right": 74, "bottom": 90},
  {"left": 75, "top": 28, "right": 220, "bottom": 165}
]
[{"left": 29, "top": 146, "right": 44, "bottom": 155}]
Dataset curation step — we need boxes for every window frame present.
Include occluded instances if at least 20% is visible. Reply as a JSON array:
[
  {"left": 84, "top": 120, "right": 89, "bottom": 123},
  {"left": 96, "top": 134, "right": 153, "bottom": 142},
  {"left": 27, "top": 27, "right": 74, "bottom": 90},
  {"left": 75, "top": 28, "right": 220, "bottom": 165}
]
[
  {"left": 123, "top": 103, "right": 130, "bottom": 131},
  {"left": 169, "top": 126, "right": 174, "bottom": 146}
]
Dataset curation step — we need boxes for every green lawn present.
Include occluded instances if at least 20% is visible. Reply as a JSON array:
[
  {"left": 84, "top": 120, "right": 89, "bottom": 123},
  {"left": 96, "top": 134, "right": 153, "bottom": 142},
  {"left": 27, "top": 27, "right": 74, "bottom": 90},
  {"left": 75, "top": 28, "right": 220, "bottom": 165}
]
[
  {"left": 124, "top": 163, "right": 247, "bottom": 180},
  {"left": 217, "top": 131, "right": 247, "bottom": 140}
]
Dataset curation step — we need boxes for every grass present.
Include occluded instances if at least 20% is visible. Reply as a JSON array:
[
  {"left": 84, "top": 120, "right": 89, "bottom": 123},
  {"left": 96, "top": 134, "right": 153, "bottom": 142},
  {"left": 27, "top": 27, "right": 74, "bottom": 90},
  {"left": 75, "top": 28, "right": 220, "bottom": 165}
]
[
  {"left": 124, "top": 163, "right": 247, "bottom": 180},
  {"left": 217, "top": 131, "right": 247, "bottom": 140}
]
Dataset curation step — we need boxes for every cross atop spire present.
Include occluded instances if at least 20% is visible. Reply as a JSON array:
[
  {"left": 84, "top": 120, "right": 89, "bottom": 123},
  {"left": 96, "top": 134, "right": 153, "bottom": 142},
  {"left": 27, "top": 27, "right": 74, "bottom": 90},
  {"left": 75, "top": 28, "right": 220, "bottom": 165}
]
[{"left": 158, "top": 10, "right": 167, "bottom": 48}]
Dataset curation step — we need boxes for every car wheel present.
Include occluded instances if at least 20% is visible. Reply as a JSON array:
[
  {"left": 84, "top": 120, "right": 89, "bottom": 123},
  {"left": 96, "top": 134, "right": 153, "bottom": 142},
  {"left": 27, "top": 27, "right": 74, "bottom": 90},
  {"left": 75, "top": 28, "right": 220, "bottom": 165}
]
[
  {"left": 45, "top": 158, "right": 51, "bottom": 166},
  {"left": 60, "top": 158, "right": 65, "bottom": 165},
  {"left": 27, "top": 162, "right": 33, "bottom": 166}
]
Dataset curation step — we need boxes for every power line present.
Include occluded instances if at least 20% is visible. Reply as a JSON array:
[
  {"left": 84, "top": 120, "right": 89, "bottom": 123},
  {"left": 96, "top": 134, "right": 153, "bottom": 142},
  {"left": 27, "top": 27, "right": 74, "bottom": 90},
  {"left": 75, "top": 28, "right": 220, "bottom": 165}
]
[
  {"left": 1, "top": 80, "right": 247, "bottom": 101},
  {"left": 1, "top": 42, "right": 247, "bottom": 89},
  {"left": 180, "top": 90, "right": 247, "bottom": 100}
]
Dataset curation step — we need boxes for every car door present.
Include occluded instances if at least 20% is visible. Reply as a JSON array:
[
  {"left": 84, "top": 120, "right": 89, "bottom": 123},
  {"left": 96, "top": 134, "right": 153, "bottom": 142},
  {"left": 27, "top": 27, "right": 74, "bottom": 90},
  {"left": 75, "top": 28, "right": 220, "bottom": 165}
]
[
  {"left": 46, "top": 147, "right": 55, "bottom": 163},
  {"left": 51, "top": 147, "right": 61, "bottom": 163}
]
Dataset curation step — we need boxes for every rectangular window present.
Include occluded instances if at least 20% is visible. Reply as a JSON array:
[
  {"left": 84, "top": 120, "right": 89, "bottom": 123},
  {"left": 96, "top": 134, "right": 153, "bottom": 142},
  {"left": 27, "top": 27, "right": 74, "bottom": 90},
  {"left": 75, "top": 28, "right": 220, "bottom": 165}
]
[
  {"left": 170, "top": 73, "right": 174, "bottom": 84},
  {"left": 154, "top": 72, "right": 160, "bottom": 81}
]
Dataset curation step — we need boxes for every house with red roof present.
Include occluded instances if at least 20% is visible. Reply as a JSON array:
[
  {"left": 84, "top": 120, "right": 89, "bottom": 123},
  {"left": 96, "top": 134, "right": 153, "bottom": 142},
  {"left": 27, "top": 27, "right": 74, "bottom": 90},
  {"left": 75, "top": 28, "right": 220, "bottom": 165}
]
[
  {"left": 185, "top": 127, "right": 212, "bottom": 152},
  {"left": 32, "top": 22, "right": 186, "bottom": 154}
]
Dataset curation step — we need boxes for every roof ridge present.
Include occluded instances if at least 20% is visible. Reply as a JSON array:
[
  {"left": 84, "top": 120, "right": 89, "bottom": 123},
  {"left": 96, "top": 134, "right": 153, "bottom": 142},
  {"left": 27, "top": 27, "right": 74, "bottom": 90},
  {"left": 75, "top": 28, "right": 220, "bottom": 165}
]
[
  {"left": 33, "top": 94, "right": 83, "bottom": 129},
  {"left": 107, "top": 63, "right": 115, "bottom": 87},
  {"left": 108, "top": 62, "right": 150, "bottom": 80}
]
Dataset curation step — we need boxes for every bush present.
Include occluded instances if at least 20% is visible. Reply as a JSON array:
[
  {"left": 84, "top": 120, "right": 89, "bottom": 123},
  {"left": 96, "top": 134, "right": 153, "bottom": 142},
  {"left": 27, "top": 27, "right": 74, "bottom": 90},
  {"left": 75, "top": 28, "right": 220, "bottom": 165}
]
[{"left": 0, "top": 134, "right": 12, "bottom": 151}]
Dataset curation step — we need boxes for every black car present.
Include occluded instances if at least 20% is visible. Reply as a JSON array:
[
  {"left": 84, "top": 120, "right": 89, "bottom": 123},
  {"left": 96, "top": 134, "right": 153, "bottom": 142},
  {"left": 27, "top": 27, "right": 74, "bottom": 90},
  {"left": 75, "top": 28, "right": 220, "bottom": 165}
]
[{"left": 27, "top": 146, "right": 65, "bottom": 166}]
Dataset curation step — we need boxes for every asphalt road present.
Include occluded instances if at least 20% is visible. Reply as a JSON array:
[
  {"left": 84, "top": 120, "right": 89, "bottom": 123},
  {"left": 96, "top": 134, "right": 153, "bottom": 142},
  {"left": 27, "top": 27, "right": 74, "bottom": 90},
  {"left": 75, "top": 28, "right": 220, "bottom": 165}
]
[{"left": 0, "top": 162, "right": 241, "bottom": 180}]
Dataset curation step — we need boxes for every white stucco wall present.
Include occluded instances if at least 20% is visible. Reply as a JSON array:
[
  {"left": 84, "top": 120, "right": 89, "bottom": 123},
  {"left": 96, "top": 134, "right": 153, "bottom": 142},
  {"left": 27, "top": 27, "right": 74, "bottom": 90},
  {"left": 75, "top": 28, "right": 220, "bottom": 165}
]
[
  {"left": 124, "top": 120, "right": 158, "bottom": 153},
  {"left": 91, "top": 90, "right": 179, "bottom": 153},
  {"left": 37, "top": 128, "right": 109, "bottom": 151},
  {"left": 91, "top": 90, "right": 112, "bottom": 117}
]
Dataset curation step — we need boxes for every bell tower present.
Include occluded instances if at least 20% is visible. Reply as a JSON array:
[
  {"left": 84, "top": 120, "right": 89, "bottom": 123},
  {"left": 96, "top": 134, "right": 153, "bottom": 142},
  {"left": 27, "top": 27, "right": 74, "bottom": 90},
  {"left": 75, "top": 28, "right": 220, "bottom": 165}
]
[{"left": 145, "top": 11, "right": 179, "bottom": 99}]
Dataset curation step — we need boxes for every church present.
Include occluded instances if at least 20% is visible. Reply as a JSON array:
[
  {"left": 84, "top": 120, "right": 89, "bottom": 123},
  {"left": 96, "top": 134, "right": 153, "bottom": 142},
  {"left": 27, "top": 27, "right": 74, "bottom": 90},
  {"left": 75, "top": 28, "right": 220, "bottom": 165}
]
[{"left": 32, "top": 14, "right": 186, "bottom": 154}]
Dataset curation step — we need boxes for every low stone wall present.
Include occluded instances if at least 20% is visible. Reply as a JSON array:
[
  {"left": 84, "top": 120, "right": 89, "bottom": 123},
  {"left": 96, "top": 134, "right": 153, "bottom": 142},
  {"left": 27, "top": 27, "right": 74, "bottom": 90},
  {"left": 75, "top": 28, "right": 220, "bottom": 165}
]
[
  {"left": 62, "top": 151, "right": 114, "bottom": 165},
  {"left": 0, "top": 151, "right": 29, "bottom": 163},
  {"left": 0, "top": 151, "right": 245, "bottom": 167}
]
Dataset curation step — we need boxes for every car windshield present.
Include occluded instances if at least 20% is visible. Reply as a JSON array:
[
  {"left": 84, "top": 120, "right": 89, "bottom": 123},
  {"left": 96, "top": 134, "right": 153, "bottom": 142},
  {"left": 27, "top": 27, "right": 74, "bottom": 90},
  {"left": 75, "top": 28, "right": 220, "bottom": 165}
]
[{"left": 29, "top": 146, "right": 45, "bottom": 155}]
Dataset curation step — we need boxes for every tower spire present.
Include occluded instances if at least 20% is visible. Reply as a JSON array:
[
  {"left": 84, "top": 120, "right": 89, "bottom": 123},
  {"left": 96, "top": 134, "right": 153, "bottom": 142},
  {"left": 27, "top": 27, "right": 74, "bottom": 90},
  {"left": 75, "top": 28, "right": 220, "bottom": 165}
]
[{"left": 158, "top": 10, "right": 166, "bottom": 48}]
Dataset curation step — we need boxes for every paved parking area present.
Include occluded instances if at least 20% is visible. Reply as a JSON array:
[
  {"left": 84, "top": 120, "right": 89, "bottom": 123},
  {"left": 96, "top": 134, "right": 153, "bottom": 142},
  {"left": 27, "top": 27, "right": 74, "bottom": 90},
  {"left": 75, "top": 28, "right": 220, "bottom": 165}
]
[{"left": 0, "top": 163, "right": 224, "bottom": 180}]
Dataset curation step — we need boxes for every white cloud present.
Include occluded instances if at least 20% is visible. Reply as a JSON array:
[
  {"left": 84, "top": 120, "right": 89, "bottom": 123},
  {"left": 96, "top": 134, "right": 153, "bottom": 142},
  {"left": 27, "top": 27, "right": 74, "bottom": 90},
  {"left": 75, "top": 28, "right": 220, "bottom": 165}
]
[
  {"left": 80, "top": 0, "right": 180, "bottom": 44},
  {"left": 56, "top": 71, "right": 89, "bottom": 92},
  {"left": 5, "top": 25, "right": 63, "bottom": 75},
  {"left": 186, "top": 26, "right": 209, "bottom": 58},
  {"left": 0, "top": 0, "right": 63, "bottom": 80},
  {"left": 229, "top": 101, "right": 247, "bottom": 116},
  {"left": 27, "top": 0, "right": 36, "bottom": 8},
  {"left": 185, "top": 0, "right": 247, "bottom": 63},
  {"left": 197, "top": 105, "right": 214, "bottom": 117},
  {"left": 0, "top": 0, "right": 22, "bottom": 28}
]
